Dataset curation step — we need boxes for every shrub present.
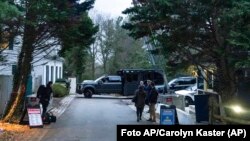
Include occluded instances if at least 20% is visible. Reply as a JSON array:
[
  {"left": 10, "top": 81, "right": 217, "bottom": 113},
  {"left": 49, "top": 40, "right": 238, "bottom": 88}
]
[
  {"left": 52, "top": 83, "right": 68, "bottom": 97},
  {"left": 55, "top": 78, "right": 70, "bottom": 92}
]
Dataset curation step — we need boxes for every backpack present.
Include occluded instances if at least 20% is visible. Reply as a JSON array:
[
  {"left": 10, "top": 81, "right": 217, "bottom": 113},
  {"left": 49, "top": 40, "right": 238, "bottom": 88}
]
[{"left": 43, "top": 112, "right": 56, "bottom": 124}]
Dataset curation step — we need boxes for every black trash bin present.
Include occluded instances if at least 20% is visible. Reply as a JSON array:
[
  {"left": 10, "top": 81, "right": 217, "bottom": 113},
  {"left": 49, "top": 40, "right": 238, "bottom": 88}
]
[
  {"left": 194, "top": 93, "right": 220, "bottom": 123},
  {"left": 194, "top": 94, "right": 209, "bottom": 123}
]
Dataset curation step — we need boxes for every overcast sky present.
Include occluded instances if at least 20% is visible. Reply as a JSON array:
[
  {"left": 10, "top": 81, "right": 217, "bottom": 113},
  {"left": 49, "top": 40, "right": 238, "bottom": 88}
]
[{"left": 83, "top": 0, "right": 133, "bottom": 18}]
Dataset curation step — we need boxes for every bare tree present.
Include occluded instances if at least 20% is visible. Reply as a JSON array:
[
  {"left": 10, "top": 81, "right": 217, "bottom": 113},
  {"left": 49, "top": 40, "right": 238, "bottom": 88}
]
[{"left": 94, "top": 16, "right": 115, "bottom": 74}]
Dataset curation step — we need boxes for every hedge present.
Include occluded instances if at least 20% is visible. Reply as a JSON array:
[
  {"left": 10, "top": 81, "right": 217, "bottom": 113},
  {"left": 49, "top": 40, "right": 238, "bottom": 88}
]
[{"left": 52, "top": 83, "right": 69, "bottom": 97}]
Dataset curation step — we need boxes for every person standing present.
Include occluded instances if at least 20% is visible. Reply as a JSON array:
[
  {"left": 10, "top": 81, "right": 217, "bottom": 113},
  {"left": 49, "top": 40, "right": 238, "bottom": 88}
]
[
  {"left": 139, "top": 80, "right": 144, "bottom": 87},
  {"left": 39, "top": 81, "right": 53, "bottom": 116},
  {"left": 133, "top": 85, "right": 146, "bottom": 122},
  {"left": 139, "top": 80, "right": 145, "bottom": 92},
  {"left": 144, "top": 80, "right": 152, "bottom": 106},
  {"left": 147, "top": 82, "right": 159, "bottom": 122}
]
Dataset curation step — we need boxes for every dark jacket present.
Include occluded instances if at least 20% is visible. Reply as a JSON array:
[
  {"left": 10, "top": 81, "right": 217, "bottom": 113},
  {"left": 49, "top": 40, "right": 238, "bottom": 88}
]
[
  {"left": 144, "top": 85, "right": 152, "bottom": 105},
  {"left": 37, "top": 84, "right": 50, "bottom": 104},
  {"left": 40, "top": 82, "right": 52, "bottom": 104},
  {"left": 148, "top": 87, "right": 158, "bottom": 104},
  {"left": 133, "top": 87, "right": 146, "bottom": 108},
  {"left": 37, "top": 85, "right": 46, "bottom": 99}
]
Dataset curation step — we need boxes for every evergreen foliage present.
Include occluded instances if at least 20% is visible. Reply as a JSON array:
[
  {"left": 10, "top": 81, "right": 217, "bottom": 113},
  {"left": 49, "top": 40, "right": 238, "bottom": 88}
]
[{"left": 122, "top": 0, "right": 250, "bottom": 104}]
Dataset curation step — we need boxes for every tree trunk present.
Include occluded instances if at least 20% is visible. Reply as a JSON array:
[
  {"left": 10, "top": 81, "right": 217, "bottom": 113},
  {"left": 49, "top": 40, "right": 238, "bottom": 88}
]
[
  {"left": 208, "top": 56, "right": 236, "bottom": 124},
  {"left": 3, "top": 10, "right": 37, "bottom": 123},
  {"left": 90, "top": 44, "right": 96, "bottom": 79},
  {"left": 216, "top": 56, "right": 236, "bottom": 105},
  {"left": 103, "top": 61, "right": 107, "bottom": 74},
  {"left": 211, "top": 8, "right": 236, "bottom": 105},
  {"left": 91, "top": 58, "right": 95, "bottom": 79}
]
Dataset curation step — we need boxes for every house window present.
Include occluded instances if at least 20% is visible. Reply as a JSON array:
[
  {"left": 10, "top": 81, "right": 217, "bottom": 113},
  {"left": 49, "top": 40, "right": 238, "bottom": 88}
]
[
  {"left": 51, "top": 66, "right": 54, "bottom": 82},
  {"left": 12, "top": 65, "right": 17, "bottom": 75},
  {"left": 46, "top": 65, "right": 49, "bottom": 84}
]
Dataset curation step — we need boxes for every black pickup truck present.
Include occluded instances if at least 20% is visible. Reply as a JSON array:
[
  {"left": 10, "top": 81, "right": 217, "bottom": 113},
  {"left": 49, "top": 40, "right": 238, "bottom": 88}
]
[
  {"left": 76, "top": 69, "right": 168, "bottom": 98},
  {"left": 76, "top": 75, "right": 122, "bottom": 98}
]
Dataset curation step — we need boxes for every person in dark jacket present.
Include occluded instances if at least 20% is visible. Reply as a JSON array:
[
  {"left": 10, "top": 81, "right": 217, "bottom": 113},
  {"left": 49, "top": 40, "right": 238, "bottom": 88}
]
[
  {"left": 46, "top": 81, "right": 53, "bottom": 100},
  {"left": 37, "top": 85, "right": 46, "bottom": 100},
  {"left": 144, "top": 80, "right": 152, "bottom": 106},
  {"left": 147, "top": 82, "right": 158, "bottom": 122},
  {"left": 39, "top": 81, "right": 53, "bottom": 116},
  {"left": 133, "top": 85, "right": 146, "bottom": 122}
]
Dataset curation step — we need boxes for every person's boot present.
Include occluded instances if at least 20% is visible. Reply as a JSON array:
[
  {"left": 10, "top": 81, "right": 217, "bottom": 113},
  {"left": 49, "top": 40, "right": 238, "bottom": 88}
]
[
  {"left": 147, "top": 118, "right": 152, "bottom": 121},
  {"left": 137, "top": 117, "right": 139, "bottom": 122}
]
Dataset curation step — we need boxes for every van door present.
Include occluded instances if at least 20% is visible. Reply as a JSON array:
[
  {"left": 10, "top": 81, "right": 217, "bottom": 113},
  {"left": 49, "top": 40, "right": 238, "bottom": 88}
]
[{"left": 123, "top": 73, "right": 139, "bottom": 96}]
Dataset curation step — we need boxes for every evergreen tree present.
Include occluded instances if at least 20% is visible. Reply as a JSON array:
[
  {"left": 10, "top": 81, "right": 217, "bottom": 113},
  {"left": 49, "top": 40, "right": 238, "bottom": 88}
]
[
  {"left": 2, "top": 0, "right": 97, "bottom": 123},
  {"left": 122, "top": 0, "right": 250, "bottom": 106},
  {"left": 0, "top": 0, "right": 21, "bottom": 59}
]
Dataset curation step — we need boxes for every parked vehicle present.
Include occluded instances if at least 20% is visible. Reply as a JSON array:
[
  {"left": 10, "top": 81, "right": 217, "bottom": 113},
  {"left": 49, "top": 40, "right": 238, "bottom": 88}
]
[
  {"left": 118, "top": 69, "right": 168, "bottom": 96},
  {"left": 76, "top": 75, "right": 122, "bottom": 98},
  {"left": 76, "top": 69, "right": 168, "bottom": 98},
  {"left": 168, "top": 76, "right": 196, "bottom": 92},
  {"left": 175, "top": 83, "right": 204, "bottom": 107}
]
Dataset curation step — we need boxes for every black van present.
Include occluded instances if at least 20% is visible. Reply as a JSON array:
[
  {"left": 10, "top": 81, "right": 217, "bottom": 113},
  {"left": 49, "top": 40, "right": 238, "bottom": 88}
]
[{"left": 117, "top": 69, "right": 168, "bottom": 95}]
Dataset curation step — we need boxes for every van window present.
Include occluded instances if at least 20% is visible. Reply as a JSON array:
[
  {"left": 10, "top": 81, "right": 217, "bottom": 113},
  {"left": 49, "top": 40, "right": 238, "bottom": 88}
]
[
  {"left": 132, "top": 74, "right": 138, "bottom": 81},
  {"left": 182, "top": 78, "right": 196, "bottom": 84},
  {"left": 154, "top": 72, "right": 164, "bottom": 85},
  {"left": 125, "top": 74, "right": 132, "bottom": 82},
  {"left": 178, "top": 80, "right": 186, "bottom": 85}
]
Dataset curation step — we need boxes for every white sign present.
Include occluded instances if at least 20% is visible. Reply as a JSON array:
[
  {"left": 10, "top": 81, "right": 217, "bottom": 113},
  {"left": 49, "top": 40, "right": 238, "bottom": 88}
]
[{"left": 27, "top": 108, "right": 43, "bottom": 127}]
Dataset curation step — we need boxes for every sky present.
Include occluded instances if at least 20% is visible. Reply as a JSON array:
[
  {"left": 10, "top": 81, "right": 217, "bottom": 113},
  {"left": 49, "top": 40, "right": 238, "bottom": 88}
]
[{"left": 82, "top": 0, "right": 133, "bottom": 18}]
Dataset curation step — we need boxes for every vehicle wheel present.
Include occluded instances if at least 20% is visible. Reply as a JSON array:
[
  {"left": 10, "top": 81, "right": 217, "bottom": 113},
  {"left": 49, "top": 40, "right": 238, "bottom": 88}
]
[
  {"left": 84, "top": 89, "right": 93, "bottom": 98},
  {"left": 184, "top": 97, "right": 194, "bottom": 107}
]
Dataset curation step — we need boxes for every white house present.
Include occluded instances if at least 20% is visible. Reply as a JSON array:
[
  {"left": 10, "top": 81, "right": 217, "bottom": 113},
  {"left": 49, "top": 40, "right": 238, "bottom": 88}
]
[{"left": 0, "top": 35, "right": 64, "bottom": 93}]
